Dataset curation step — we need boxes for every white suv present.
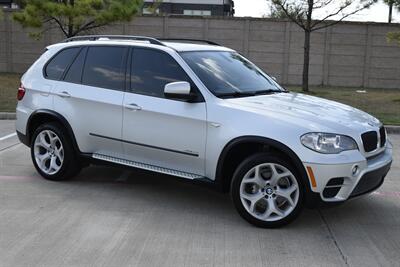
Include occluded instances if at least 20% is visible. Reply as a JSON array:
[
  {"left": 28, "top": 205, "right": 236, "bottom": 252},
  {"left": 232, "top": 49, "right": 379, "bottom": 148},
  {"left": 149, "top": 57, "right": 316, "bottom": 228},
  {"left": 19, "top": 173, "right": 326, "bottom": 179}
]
[{"left": 16, "top": 35, "right": 393, "bottom": 228}]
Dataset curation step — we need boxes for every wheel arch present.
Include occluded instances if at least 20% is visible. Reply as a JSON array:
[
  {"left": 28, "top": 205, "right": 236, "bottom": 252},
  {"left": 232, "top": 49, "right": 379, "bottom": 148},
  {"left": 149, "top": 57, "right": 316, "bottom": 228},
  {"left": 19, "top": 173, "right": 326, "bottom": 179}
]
[
  {"left": 215, "top": 136, "right": 313, "bottom": 200},
  {"left": 26, "top": 109, "right": 81, "bottom": 154}
]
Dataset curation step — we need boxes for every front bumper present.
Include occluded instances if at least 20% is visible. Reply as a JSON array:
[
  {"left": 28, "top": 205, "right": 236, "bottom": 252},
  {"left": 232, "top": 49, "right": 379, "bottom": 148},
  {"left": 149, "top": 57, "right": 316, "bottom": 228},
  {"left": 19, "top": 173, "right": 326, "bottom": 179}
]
[
  {"left": 349, "top": 162, "right": 391, "bottom": 198},
  {"left": 303, "top": 142, "right": 393, "bottom": 202}
]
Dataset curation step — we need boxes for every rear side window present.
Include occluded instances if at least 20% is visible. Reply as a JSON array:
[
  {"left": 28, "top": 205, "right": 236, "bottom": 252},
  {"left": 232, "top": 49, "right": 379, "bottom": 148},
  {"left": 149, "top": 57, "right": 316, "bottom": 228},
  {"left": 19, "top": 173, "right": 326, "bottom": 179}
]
[
  {"left": 64, "top": 47, "right": 87, "bottom": 84},
  {"left": 82, "top": 46, "right": 127, "bottom": 91},
  {"left": 130, "top": 48, "right": 195, "bottom": 98},
  {"left": 45, "top": 47, "right": 80, "bottom": 80}
]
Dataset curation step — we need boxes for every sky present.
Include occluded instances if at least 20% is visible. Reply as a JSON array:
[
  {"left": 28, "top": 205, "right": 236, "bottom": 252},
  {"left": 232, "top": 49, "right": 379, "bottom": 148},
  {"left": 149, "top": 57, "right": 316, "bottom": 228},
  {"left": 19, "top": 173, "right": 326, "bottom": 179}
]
[{"left": 234, "top": 0, "right": 400, "bottom": 23}]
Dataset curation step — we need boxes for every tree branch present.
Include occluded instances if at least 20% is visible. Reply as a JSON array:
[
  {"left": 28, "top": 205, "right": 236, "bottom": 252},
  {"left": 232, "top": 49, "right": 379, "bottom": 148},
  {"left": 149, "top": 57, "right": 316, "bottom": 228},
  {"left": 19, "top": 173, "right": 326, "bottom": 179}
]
[
  {"left": 49, "top": 16, "right": 68, "bottom": 37},
  {"left": 72, "top": 20, "right": 96, "bottom": 36},
  {"left": 313, "top": 0, "right": 335, "bottom": 9},
  {"left": 273, "top": 1, "right": 306, "bottom": 30},
  {"left": 311, "top": 5, "right": 372, "bottom": 32},
  {"left": 310, "top": 2, "right": 353, "bottom": 29},
  {"left": 79, "top": 22, "right": 108, "bottom": 32}
]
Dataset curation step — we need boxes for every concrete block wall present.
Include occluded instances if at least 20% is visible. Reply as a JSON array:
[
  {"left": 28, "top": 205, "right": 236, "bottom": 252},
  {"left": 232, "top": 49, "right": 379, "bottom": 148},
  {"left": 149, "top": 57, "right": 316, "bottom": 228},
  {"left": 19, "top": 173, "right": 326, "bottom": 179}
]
[{"left": 0, "top": 11, "right": 399, "bottom": 89}]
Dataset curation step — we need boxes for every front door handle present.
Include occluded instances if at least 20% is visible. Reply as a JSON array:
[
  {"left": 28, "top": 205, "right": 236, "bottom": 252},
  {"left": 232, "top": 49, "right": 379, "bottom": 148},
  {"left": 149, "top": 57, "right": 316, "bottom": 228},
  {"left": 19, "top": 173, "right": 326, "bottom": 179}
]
[
  {"left": 124, "top": 103, "right": 142, "bottom": 111},
  {"left": 55, "top": 91, "right": 71, "bottom": 98}
]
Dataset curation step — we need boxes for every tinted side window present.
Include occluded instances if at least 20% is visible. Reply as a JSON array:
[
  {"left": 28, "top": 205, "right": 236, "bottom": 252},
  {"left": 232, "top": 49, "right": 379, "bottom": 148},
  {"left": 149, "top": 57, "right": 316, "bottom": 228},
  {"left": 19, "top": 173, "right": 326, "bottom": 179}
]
[
  {"left": 45, "top": 47, "right": 80, "bottom": 80},
  {"left": 130, "top": 48, "right": 194, "bottom": 98},
  {"left": 82, "top": 46, "right": 127, "bottom": 90},
  {"left": 64, "top": 47, "right": 87, "bottom": 84}
]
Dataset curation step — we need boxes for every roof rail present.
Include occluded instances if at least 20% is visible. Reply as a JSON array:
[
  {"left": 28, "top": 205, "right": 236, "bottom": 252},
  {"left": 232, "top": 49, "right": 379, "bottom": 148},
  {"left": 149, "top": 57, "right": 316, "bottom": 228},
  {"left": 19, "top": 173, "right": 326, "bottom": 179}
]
[
  {"left": 63, "top": 35, "right": 166, "bottom": 46},
  {"left": 158, "top": 38, "right": 221, "bottom": 46}
]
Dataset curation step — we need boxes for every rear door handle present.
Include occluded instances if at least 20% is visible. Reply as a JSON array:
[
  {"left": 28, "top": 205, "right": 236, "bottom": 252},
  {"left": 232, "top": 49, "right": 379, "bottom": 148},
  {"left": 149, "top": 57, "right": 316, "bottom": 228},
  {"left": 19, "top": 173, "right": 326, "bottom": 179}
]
[
  {"left": 124, "top": 103, "right": 142, "bottom": 111},
  {"left": 55, "top": 91, "right": 71, "bottom": 98}
]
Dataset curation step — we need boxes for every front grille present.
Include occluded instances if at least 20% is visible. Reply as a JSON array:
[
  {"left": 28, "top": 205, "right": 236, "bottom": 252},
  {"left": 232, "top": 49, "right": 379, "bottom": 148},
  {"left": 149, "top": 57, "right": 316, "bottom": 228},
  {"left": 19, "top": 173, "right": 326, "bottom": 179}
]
[
  {"left": 361, "top": 131, "right": 378, "bottom": 152},
  {"left": 379, "top": 126, "right": 386, "bottom": 147}
]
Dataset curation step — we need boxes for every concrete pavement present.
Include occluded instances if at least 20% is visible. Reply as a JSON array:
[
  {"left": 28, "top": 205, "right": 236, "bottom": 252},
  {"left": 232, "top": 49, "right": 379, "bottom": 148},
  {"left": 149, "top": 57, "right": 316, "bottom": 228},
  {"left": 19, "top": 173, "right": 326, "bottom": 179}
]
[{"left": 0, "top": 121, "right": 399, "bottom": 267}]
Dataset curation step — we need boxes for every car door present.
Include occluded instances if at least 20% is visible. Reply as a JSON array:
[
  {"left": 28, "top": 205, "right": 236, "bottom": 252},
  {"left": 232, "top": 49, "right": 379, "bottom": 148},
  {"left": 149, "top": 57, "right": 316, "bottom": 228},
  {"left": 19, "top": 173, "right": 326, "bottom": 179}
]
[
  {"left": 52, "top": 45, "right": 128, "bottom": 157},
  {"left": 122, "top": 47, "right": 207, "bottom": 177}
]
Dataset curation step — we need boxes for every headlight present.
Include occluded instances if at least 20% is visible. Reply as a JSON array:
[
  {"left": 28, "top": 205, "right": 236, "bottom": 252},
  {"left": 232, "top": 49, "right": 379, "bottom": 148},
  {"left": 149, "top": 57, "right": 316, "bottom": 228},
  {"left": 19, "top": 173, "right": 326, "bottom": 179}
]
[{"left": 300, "top": 133, "right": 358, "bottom": 154}]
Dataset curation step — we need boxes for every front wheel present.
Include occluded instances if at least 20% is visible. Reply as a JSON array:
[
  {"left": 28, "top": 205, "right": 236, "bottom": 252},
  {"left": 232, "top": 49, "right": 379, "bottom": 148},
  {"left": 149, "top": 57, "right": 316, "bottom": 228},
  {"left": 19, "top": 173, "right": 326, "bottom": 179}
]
[{"left": 231, "top": 153, "right": 304, "bottom": 228}]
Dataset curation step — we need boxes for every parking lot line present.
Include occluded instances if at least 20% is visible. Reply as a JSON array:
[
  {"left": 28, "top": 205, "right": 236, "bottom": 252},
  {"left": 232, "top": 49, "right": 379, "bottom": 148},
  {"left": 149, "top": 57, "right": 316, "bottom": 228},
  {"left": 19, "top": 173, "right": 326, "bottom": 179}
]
[
  {"left": 0, "top": 133, "right": 16, "bottom": 141},
  {"left": 0, "top": 143, "right": 21, "bottom": 153}
]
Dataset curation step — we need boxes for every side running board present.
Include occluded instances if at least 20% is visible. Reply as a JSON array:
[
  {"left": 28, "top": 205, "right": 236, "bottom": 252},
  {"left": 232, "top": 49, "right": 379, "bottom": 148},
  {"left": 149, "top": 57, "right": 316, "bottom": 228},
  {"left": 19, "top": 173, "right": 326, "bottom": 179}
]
[{"left": 92, "top": 153, "right": 204, "bottom": 179}]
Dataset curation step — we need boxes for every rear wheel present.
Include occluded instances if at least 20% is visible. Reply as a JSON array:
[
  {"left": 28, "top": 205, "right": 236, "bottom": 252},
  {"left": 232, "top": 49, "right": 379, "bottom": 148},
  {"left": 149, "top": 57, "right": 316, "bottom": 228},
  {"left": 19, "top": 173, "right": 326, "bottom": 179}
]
[
  {"left": 31, "top": 122, "right": 81, "bottom": 181},
  {"left": 231, "top": 153, "right": 304, "bottom": 228}
]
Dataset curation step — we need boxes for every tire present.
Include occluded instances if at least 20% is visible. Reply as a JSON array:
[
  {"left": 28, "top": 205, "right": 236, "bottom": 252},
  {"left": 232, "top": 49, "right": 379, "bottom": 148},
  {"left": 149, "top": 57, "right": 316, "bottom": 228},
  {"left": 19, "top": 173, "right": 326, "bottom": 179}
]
[
  {"left": 30, "top": 122, "right": 81, "bottom": 181},
  {"left": 231, "top": 153, "right": 304, "bottom": 228}
]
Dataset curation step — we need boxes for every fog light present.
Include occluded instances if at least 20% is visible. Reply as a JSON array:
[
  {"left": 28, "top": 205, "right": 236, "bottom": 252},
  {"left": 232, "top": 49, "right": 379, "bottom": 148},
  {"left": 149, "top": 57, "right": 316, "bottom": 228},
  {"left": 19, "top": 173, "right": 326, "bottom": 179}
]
[{"left": 352, "top": 165, "right": 359, "bottom": 176}]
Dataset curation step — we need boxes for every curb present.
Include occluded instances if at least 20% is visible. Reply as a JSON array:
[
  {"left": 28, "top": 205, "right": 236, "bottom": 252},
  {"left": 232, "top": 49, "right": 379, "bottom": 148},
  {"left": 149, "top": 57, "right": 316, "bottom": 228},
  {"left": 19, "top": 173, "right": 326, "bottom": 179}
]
[
  {"left": 0, "top": 112, "right": 399, "bottom": 134},
  {"left": 387, "top": 126, "right": 400, "bottom": 135},
  {"left": 0, "top": 112, "right": 16, "bottom": 120}
]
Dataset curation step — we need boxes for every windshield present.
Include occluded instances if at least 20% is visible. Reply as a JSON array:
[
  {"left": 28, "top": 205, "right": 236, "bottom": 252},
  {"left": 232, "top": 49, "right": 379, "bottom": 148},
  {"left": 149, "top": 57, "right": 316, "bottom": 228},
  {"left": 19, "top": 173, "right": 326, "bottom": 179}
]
[{"left": 180, "top": 51, "right": 284, "bottom": 98}]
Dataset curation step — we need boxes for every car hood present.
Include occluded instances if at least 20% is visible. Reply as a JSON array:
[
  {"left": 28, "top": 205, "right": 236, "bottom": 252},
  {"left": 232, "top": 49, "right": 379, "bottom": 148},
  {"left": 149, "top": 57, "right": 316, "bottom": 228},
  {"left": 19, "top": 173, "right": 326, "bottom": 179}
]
[{"left": 225, "top": 92, "right": 381, "bottom": 134}]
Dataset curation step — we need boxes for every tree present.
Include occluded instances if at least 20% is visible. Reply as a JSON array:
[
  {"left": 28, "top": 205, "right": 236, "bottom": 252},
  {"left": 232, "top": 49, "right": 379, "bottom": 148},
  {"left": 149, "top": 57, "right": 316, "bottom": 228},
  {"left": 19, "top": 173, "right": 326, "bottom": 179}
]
[
  {"left": 269, "top": 0, "right": 376, "bottom": 92},
  {"left": 384, "top": 0, "right": 400, "bottom": 42},
  {"left": 384, "top": 0, "right": 400, "bottom": 23},
  {"left": 13, "top": 0, "right": 143, "bottom": 39},
  {"left": 269, "top": 4, "right": 287, "bottom": 18}
]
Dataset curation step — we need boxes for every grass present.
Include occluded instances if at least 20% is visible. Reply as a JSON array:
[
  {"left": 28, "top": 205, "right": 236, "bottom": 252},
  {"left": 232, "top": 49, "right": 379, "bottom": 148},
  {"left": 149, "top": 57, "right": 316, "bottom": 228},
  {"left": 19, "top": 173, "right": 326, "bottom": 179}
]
[
  {"left": 288, "top": 86, "right": 400, "bottom": 125},
  {"left": 0, "top": 73, "right": 399, "bottom": 124},
  {"left": 0, "top": 73, "right": 21, "bottom": 112}
]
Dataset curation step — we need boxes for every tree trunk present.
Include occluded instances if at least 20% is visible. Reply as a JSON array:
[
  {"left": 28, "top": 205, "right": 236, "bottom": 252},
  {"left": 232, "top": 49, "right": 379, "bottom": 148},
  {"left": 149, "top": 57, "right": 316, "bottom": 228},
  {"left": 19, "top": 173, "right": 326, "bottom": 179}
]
[
  {"left": 389, "top": 2, "right": 393, "bottom": 23},
  {"left": 67, "top": 21, "right": 73, "bottom": 38},
  {"left": 302, "top": 0, "right": 313, "bottom": 92},
  {"left": 67, "top": 0, "right": 74, "bottom": 37},
  {"left": 302, "top": 30, "right": 311, "bottom": 92}
]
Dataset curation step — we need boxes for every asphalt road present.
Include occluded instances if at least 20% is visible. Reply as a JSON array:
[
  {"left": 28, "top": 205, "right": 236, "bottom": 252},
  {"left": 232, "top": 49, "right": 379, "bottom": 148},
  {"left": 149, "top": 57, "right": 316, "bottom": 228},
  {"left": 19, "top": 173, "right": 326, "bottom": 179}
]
[{"left": 0, "top": 120, "right": 399, "bottom": 267}]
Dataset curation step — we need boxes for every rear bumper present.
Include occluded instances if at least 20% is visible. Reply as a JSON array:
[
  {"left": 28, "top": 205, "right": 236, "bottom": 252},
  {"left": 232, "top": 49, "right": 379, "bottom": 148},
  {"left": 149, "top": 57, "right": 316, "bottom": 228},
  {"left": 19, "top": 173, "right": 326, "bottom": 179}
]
[
  {"left": 16, "top": 105, "right": 32, "bottom": 136},
  {"left": 17, "top": 131, "right": 30, "bottom": 147}
]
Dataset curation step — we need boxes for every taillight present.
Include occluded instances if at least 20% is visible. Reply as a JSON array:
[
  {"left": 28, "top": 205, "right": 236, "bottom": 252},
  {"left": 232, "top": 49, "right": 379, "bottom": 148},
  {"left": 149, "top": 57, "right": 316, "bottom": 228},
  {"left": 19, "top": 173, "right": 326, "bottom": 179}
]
[{"left": 17, "top": 83, "right": 25, "bottom": 101}]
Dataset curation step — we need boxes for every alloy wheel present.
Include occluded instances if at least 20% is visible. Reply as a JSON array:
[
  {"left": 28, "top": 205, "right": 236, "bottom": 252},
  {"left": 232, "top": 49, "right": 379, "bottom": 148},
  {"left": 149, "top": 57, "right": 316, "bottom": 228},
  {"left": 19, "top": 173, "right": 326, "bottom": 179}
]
[
  {"left": 33, "top": 130, "right": 64, "bottom": 175},
  {"left": 239, "top": 163, "right": 299, "bottom": 222}
]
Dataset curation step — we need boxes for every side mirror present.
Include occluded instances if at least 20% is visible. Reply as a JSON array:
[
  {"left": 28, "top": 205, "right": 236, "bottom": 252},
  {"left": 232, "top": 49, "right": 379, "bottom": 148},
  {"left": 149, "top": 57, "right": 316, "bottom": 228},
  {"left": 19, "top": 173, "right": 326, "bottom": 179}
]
[{"left": 164, "top": 81, "right": 196, "bottom": 102}]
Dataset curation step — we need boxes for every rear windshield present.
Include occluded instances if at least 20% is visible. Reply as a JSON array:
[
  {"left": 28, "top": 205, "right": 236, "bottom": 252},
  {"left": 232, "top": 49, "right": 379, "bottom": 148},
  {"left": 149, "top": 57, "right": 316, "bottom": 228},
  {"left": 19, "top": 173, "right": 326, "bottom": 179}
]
[{"left": 180, "top": 51, "right": 283, "bottom": 97}]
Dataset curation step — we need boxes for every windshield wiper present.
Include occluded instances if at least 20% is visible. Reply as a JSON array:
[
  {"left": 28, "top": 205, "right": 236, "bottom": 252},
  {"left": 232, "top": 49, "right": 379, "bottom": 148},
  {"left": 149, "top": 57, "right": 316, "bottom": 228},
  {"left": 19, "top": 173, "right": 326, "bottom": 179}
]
[
  {"left": 252, "top": 89, "right": 284, "bottom": 95},
  {"left": 216, "top": 91, "right": 256, "bottom": 98},
  {"left": 216, "top": 89, "right": 286, "bottom": 99}
]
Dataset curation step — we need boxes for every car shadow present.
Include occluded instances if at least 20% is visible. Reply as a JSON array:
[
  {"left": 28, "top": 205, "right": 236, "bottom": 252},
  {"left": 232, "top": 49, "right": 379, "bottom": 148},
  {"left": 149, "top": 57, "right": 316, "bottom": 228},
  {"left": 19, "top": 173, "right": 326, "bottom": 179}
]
[{"left": 55, "top": 164, "right": 399, "bottom": 231}]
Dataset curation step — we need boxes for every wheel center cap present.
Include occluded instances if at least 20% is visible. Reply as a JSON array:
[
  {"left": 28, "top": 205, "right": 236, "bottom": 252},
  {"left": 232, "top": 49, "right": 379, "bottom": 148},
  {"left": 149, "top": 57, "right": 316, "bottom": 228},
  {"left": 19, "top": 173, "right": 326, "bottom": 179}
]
[{"left": 266, "top": 188, "right": 273, "bottom": 195}]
